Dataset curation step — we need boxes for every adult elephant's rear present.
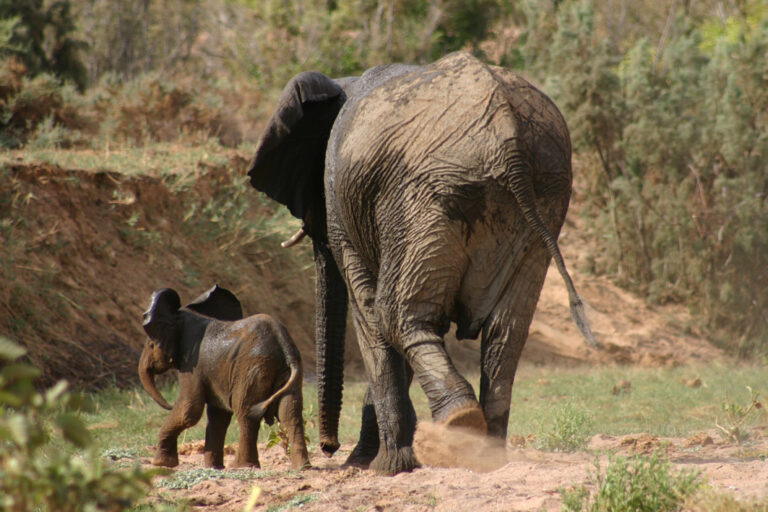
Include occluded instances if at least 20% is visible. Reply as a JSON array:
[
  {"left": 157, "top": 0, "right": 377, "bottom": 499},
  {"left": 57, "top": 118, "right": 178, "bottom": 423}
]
[{"left": 248, "top": 52, "right": 595, "bottom": 475}]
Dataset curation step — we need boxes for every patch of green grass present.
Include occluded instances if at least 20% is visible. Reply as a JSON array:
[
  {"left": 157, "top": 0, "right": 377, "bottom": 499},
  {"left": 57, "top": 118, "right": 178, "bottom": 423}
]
[
  {"left": 4, "top": 141, "right": 231, "bottom": 178},
  {"left": 265, "top": 493, "right": 318, "bottom": 512},
  {"left": 505, "top": 363, "right": 768, "bottom": 438},
  {"left": 157, "top": 467, "right": 276, "bottom": 490},
  {"left": 80, "top": 363, "right": 768, "bottom": 464},
  {"left": 560, "top": 451, "right": 703, "bottom": 512}
]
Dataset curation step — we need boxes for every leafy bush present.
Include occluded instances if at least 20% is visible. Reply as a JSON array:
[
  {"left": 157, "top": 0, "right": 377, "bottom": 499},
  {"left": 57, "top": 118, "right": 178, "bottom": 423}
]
[
  {"left": 0, "top": 58, "right": 90, "bottom": 148},
  {"left": 560, "top": 451, "right": 702, "bottom": 512},
  {"left": 536, "top": 402, "right": 594, "bottom": 452},
  {"left": 0, "top": 336, "right": 159, "bottom": 511}
]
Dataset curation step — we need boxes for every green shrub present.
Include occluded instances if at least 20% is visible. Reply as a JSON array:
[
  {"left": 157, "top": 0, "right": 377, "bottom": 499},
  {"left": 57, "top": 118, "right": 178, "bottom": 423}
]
[
  {"left": 536, "top": 402, "right": 594, "bottom": 452},
  {"left": 0, "top": 336, "right": 160, "bottom": 511},
  {"left": 560, "top": 451, "right": 703, "bottom": 512}
]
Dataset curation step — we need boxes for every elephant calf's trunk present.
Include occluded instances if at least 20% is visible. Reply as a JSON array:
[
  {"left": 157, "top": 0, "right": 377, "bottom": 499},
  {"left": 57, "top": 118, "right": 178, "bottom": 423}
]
[{"left": 138, "top": 353, "right": 173, "bottom": 410}]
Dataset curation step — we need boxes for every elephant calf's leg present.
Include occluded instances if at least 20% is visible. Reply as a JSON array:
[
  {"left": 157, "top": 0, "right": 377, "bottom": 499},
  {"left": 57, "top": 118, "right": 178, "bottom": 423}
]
[
  {"left": 277, "top": 393, "right": 310, "bottom": 469},
  {"left": 232, "top": 415, "right": 261, "bottom": 468},
  {"left": 153, "top": 399, "right": 205, "bottom": 467},
  {"left": 204, "top": 406, "right": 232, "bottom": 469}
]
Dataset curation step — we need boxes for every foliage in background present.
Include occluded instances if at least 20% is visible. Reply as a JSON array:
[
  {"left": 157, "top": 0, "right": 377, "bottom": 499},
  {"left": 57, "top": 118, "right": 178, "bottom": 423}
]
[
  {"left": 517, "top": 0, "right": 768, "bottom": 356},
  {"left": 0, "top": 336, "right": 159, "bottom": 511},
  {"left": 0, "top": 0, "right": 86, "bottom": 90},
  {"left": 560, "top": 450, "right": 702, "bottom": 512}
]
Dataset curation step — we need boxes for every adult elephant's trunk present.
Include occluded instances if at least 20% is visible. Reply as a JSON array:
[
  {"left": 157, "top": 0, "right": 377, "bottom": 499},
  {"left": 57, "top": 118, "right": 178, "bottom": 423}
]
[
  {"left": 138, "top": 347, "right": 173, "bottom": 410},
  {"left": 313, "top": 240, "right": 348, "bottom": 457}
]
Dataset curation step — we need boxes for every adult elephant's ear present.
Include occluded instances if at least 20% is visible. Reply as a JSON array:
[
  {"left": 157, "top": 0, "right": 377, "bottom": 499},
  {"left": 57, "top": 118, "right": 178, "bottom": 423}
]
[
  {"left": 248, "top": 71, "right": 346, "bottom": 241},
  {"left": 185, "top": 284, "right": 243, "bottom": 321},
  {"left": 142, "top": 288, "right": 182, "bottom": 354}
]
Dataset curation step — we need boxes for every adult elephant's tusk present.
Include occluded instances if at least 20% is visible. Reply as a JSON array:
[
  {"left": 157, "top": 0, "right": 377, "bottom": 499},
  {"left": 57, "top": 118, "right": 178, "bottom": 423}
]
[{"left": 281, "top": 227, "right": 306, "bottom": 248}]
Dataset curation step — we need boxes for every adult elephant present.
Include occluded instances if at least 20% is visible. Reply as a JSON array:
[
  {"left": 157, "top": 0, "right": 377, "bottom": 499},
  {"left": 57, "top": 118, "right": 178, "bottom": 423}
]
[{"left": 248, "top": 52, "right": 596, "bottom": 474}]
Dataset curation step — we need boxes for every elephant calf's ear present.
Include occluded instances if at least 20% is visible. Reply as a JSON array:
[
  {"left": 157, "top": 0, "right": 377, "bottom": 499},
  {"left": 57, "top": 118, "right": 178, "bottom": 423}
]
[
  {"left": 247, "top": 71, "right": 346, "bottom": 241},
  {"left": 185, "top": 284, "right": 243, "bottom": 321},
  {"left": 142, "top": 288, "right": 181, "bottom": 352}
]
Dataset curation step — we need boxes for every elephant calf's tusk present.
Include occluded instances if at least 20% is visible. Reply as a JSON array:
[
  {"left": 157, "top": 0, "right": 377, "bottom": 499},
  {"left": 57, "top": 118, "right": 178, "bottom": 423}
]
[{"left": 281, "top": 228, "right": 306, "bottom": 248}]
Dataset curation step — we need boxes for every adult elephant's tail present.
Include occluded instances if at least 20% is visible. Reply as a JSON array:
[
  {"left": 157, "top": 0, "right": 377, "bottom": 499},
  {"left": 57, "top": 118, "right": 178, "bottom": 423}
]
[{"left": 501, "top": 146, "right": 598, "bottom": 348}]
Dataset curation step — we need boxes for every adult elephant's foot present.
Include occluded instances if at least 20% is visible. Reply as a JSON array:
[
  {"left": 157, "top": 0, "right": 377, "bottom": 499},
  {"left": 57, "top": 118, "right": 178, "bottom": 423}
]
[
  {"left": 345, "top": 439, "right": 378, "bottom": 468},
  {"left": 442, "top": 403, "right": 487, "bottom": 434},
  {"left": 369, "top": 446, "right": 418, "bottom": 475}
]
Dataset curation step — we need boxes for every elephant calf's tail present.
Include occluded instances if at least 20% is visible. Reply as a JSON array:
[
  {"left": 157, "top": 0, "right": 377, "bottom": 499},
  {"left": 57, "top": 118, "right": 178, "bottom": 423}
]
[
  {"left": 247, "top": 324, "right": 303, "bottom": 420},
  {"left": 507, "top": 163, "right": 598, "bottom": 348}
]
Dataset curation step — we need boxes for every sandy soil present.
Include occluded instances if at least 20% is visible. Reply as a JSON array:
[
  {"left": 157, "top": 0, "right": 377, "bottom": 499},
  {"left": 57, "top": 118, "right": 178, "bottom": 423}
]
[{"left": 141, "top": 428, "right": 768, "bottom": 511}]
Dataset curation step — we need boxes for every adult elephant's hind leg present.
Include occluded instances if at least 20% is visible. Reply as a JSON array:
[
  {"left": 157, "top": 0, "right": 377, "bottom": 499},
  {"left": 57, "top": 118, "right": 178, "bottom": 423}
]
[
  {"left": 352, "top": 312, "right": 418, "bottom": 474},
  {"left": 480, "top": 245, "right": 549, "bottom": 439}
]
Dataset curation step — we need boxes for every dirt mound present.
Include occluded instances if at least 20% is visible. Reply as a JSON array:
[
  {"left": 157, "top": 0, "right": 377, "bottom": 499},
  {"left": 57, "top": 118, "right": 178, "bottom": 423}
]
[{"left": 0, "top": 160, "right": 723, "bottom": 388}]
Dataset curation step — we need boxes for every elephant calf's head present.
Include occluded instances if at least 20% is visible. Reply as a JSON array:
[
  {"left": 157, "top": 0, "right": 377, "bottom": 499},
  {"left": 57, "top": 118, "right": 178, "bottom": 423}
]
[{"left": 137, "top": 285, "right": 244, "bottom": 411}]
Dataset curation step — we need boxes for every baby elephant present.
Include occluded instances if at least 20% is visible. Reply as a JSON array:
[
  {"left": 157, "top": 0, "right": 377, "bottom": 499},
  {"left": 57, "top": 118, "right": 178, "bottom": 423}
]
[{"left": 138, "top": 285, "right": 309, "bottom": 470}]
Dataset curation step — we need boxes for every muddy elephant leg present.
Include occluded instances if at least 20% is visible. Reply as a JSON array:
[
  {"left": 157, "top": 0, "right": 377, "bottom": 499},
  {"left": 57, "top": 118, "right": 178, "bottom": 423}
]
[
  {"left": 232, "top": 414, "right": 261, "bottom": 468},
  {"left": 405, "top": 340, "right": 484, "bottom": 430},
  {"left": 204, "top": 406, "right": 232, "bottom": 469},
  {"left": 379, "top": 224, "right": 484, "bottom": 433},
  {"left": 335, "top": 237, "right": 418, "bottom": 474},
  {"left": 153, "top": 376, "right": 205, "bottom": 467},
  {"left": 480, "top": 244, "right": 550, "bottom": 439},
  {"left": 349, "top": 305, "right": 417, "bottom": 474},
  {"left": 277, "top": 391, "right": 310, "bottom": 469}
]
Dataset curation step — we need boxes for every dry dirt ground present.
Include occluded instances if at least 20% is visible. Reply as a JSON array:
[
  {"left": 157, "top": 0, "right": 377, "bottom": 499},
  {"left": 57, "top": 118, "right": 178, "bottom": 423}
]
[{"left": 142, "top": 429, "right": 768, "bottom": 511}]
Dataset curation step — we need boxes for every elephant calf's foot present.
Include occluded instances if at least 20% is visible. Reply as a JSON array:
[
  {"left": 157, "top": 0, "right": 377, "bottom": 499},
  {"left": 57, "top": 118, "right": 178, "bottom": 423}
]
[
  {"left": 230, "top": 457, "right": 261, "bottom": 469},
  {"left": 370, "top": 446, "right": 419, "bottom": 475},
  {"left": 151, "top": 451, "right": 179, "bottom": 468}
]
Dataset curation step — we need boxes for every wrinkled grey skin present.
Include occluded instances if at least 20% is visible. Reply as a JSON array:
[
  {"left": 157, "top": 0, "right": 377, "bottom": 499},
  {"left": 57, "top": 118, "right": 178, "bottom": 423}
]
[
  {"left": 248, "top": 52, "right": 595, "bottom": 475},
  {"left": 138, "top": 285, "right": 309, "bottom": 470}
]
